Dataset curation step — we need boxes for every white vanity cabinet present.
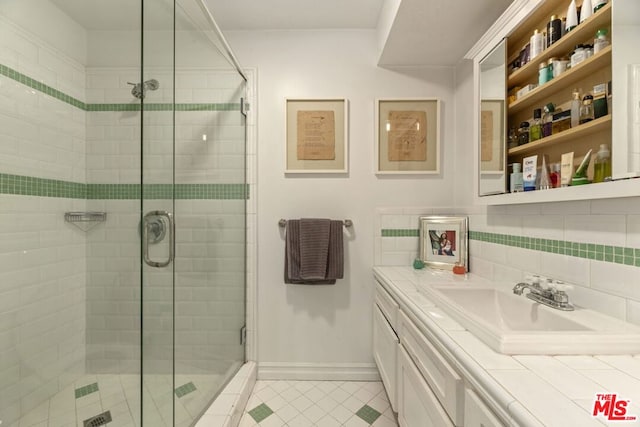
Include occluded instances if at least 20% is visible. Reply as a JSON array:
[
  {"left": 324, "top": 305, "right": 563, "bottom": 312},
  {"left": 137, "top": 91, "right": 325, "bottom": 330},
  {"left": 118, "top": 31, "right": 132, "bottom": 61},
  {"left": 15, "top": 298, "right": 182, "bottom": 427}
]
[
  {"left": 464, "top": 389, "right": 504, "bottom": 427},
  {"left": 373, "top": 283, "right": 400, "bottom": 411},
  {"left": 374, "top": 279, "right": 507, "bottom": 427}
]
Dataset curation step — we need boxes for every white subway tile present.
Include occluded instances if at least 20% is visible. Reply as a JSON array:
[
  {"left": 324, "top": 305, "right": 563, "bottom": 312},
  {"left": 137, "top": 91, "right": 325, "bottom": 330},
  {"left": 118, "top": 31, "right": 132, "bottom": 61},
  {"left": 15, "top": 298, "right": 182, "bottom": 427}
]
[
  {"left": 539, "top": 253, "right": 590, "bottom": 286},
  {"left": 564, "top": 215, "right": 626, "bottom": 246},
  {"left": 590, "top": 260, "right": 640, "bottom": 301}
]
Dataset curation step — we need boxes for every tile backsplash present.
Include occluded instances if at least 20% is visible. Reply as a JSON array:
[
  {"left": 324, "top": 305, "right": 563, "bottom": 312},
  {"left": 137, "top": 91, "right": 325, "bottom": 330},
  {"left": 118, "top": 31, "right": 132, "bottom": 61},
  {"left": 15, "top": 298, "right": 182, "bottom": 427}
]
[{"left": 375, "top": 202, "right": 640, "bottom": 326}]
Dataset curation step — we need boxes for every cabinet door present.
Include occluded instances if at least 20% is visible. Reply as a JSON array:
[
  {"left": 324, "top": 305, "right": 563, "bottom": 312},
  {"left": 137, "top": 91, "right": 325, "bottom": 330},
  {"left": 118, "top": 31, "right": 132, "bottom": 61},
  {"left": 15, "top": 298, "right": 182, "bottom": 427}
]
[
  {"left": 464, "top": 388, "right": 506, "bottom": 427},
  {"left": 373, "top": 304, "right": 399, "bottom": 411},
  {"left": 397, "top": 346, "right": 454, "bottom": 427}
]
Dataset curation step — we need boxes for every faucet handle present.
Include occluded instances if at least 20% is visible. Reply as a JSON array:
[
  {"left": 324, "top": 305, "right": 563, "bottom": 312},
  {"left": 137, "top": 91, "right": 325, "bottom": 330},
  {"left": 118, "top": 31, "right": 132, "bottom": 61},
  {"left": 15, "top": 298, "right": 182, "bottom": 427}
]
[{"left": 550, "top": 280, "right": 573, "bottom": 292}]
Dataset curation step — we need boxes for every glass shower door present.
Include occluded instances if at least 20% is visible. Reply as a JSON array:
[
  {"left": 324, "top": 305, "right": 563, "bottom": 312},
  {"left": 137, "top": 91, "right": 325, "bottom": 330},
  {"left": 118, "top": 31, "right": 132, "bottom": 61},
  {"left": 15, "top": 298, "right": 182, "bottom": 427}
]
[{"left": 140, "top": 1, "right": 177, "bottom": 426}]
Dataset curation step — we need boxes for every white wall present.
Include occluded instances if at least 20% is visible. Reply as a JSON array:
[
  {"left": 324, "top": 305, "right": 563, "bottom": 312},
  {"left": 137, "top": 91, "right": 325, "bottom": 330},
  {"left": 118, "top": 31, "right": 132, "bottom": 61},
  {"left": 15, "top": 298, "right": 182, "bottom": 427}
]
[{"left": 226, "top": 29, "right": 456, "bottom": 378}]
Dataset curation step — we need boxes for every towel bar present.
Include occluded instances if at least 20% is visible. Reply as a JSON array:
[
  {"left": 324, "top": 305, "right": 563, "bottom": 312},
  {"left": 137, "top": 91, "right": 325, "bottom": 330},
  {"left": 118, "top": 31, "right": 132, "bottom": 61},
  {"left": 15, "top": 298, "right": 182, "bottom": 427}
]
[{"left": 279, "top": 218, "right": 352, "bottom": 228}]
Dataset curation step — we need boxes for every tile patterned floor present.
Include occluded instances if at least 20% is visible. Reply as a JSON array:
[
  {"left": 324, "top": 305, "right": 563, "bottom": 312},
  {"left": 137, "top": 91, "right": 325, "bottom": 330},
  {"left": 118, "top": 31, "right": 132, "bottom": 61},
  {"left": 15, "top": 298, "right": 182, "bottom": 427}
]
[
  {"left": 8, "top": 373, "right": 225, "bottom": 427},
  {"left": 239, "top": 380, "right": 398, "bottom": 427}
]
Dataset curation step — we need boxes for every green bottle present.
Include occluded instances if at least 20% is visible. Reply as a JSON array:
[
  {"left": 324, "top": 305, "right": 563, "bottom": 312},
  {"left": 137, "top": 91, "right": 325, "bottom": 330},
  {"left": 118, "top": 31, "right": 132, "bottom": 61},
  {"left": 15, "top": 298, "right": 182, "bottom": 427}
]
[{"left": 530, "top": 108, "right": 543, "bottom": 141}]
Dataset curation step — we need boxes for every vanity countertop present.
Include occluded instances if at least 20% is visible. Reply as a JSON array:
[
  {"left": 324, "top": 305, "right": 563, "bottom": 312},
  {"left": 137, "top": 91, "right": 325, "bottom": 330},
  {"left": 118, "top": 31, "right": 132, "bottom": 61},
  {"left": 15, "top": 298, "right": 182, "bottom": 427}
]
[{"left": 373, "top": 266, "right": 640, "bottom": 427}]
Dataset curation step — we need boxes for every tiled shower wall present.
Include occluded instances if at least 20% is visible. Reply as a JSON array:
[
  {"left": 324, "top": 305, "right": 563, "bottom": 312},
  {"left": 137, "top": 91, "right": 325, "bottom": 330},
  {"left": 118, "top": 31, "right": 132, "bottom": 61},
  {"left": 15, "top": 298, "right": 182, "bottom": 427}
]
[
  {"left": 84, "top": 67, "right": 247, "bottom": 375},
  {"left": 375, "top": 202, "right": 640, "bottom": 326},
  {"left": 0, "top": 16, "right": 88, "bottom": 425}
]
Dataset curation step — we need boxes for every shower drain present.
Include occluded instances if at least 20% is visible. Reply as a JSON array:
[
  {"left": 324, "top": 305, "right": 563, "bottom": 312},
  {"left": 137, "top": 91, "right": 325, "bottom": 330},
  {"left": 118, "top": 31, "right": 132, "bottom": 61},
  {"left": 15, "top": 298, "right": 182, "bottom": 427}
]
[{"left": 83, "top": 411, "right": 112, "bottom": 427}]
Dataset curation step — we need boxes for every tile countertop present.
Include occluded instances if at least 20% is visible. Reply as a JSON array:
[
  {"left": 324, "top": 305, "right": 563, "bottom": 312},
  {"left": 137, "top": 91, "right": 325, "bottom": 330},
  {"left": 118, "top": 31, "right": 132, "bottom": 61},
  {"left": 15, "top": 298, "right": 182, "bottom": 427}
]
[{"left": 373, "top": 266, "right": 640, "bottom": 427}]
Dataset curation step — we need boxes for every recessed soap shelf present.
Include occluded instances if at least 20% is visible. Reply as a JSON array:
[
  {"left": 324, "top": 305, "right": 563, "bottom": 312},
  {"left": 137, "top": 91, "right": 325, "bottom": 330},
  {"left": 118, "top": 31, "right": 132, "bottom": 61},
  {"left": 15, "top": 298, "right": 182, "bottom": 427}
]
[{"left": 65, "top": 212, "right": 107, "bottom": 231}]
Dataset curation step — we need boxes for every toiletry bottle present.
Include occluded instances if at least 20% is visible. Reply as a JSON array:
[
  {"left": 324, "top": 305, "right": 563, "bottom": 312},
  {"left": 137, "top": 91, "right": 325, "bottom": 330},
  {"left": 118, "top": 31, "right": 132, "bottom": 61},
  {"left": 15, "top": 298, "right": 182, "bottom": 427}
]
[
  {"left": 593, "top": 0, "right": 607, "bottom": 13},
  {"left": 566, "top": 0, "right": 578, "bottom": 33},
  {"left": 518, "top": 121, "right": 530, "bottom": 146},
  {"left": 538, "top": 62, "right": 549, "bottom": 86},
  {"left": 530, "top": 29, "right": 544, "bottom": 60},
  {"left": 538, "top": 156, "right": 551, "bottom": 190},
  {"left": 542, "top": 103, "right": 555, "bottom": 137},
  {"left": 593, "top": 28, "right": 609, "bottom": 54},
  {"left": 579, "top": 94, "right": 595, "bottom": 124},
  {"left": 580, "top": 0, "right": 593, "bottom": 22},
  {"left": 547, "top": 15, "right": 562, "bottom": 46},
  {"left": 530, "top": 108, "right": 543, "bottom": 141},
  {"left": 570, "top": 89, "right": 581, "bottom": 128},
  {"left": 510, "top": 163, "right": 524, "bottom": 193},
  {"left": 593, "top": 144, "right": 611, "bottom": 183},
  {"left": 508, "top": 126, "right": 518, "bottom": 149},
  {"left": 549, "top": 163, "right": 561, "bottom": 188}
]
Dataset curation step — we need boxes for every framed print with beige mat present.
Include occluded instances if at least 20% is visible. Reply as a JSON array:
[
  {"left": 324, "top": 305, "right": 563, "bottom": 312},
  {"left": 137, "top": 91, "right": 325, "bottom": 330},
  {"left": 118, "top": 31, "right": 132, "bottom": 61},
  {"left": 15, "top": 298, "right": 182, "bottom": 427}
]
[
  {"left": 285, "top": 98, "right": 348, "bottom": 174},
  {"left": 375, "top": 98, "right": 440, "bottom": 174}
]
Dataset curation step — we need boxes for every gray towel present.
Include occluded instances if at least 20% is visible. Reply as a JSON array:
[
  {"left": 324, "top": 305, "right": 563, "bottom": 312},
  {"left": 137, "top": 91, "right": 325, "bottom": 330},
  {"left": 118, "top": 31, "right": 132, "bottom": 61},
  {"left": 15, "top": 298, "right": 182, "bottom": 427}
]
[{"left": 285, "top": 218, "right": 344, "bottom": 284}]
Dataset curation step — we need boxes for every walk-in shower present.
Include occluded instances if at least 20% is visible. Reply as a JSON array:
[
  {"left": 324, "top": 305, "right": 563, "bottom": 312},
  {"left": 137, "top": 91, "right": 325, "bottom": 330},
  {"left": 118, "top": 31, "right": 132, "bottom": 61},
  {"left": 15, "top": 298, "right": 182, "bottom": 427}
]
[{"left": 0, "top": 0, "right": 247, "bottom": 426}]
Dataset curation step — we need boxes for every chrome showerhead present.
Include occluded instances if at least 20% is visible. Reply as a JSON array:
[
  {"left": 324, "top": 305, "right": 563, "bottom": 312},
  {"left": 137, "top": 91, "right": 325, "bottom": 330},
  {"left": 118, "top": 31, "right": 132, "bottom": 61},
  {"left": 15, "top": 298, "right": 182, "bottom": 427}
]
[{"left": 127, "top": 79, "right": 159, "bottom": 99}]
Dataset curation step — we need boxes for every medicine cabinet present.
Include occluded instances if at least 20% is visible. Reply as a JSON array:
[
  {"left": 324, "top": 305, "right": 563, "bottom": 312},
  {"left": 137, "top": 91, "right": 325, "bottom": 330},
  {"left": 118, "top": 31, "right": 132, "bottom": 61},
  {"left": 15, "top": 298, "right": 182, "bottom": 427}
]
[
  {"left": 479, "top": 39, "right": 507, "bottom": 196},
  {"left": 473, "top": 0, "right": 640, "bottom": 204}
]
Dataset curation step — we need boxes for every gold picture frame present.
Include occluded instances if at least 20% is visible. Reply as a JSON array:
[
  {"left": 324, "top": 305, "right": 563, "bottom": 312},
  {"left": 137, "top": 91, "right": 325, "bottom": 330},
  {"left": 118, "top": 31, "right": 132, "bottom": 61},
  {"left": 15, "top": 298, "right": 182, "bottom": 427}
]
[
  {"left": 375, "top": 98, "right": 440, "bottom": 174},
  {"left": 285, "top": 98, "right": 348, "bottom": 174}
]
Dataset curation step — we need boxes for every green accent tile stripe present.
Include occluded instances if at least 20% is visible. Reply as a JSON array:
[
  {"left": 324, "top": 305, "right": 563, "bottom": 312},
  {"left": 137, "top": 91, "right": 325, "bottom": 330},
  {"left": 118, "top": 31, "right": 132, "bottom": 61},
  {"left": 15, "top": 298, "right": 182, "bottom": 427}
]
[
  {"left": 174, "top": 382, "right": 196, "bottom": 398},
  {"left": 75, "top": 383, "right": 99, "bottom": 399},
  {"left": 0, "top": 173, "right": 87, "bottom": 198},
  {"left": 382, "top": 228, "right": 640, "bottom": 268},
  {"left": 2, "top": 63, "right": 242, "bottom": 113},
  {"left": 1, "top": 174, "right": 249, "bottom": 200},
  {"left": 0, "top": 64, "right": 86, "bottom": 110},
  {"left": 248, "top": 403, "right": 273, "bottom": 423},
  {"left": 85, "top": 103, "right": 242, "bottom": 112},
  {"left": 381, "top": 229, "right": 419, "bottom": 237},
  {"left": 356, "top": 404, "right": 382, "bottom": 424},
  {"left": 469, "top": 230, "right": 640, "bottom": 267}
]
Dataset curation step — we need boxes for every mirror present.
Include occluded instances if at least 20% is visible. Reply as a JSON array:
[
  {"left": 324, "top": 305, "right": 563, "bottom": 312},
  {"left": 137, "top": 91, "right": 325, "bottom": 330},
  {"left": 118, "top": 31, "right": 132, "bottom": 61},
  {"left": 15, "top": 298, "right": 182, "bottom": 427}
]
[{"left": 479, "top": 39, "right": 507, "bottom": 196}]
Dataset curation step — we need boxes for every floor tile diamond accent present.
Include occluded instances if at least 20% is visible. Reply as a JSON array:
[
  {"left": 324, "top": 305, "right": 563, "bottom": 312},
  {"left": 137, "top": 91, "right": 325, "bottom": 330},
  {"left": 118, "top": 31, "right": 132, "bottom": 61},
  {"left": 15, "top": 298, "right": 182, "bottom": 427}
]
[
  {"left": 75, "top": 383, "right": 99, "bottom": 398},
  {"left": 248, "top": 402, "right": 274, "bottom": 423},
  {"left": 174, "top": 381, "right": 197, "bottom": 398},
  {"left": 356, "top": 404, "right": 382, "bottom": 424}
]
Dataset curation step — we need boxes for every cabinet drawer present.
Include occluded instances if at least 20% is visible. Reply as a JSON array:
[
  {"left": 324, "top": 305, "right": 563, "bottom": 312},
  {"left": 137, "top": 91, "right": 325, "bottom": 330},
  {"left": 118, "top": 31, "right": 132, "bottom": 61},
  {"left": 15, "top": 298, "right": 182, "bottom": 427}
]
[
  {"left": 375, "top": 280, "right": 399, "bottom": 331},
  {"left": 398, "top": 345, "right": 454, "bottom": 427},
  {"left": 464, "top": 388, "right": 506, "bottom": 427},
  {"left": 399, "top": 310, "right": 464, "bottom": 426},
  {"left": 373, "top": 304, "right": 399, "bottom": 411}
]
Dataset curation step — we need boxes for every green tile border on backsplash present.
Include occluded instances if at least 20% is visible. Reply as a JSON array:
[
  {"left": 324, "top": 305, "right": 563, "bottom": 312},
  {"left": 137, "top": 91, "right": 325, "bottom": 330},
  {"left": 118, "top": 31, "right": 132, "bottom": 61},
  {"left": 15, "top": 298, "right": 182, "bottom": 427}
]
[
  {"left": 0, "top": 173, "right": 248, "bottom": 200},
  {"left": 1, "top": 63, "right": 242, "bottom": 113},
  {"left": 381, "top": 228, "right": 640, "bottom": 268}
]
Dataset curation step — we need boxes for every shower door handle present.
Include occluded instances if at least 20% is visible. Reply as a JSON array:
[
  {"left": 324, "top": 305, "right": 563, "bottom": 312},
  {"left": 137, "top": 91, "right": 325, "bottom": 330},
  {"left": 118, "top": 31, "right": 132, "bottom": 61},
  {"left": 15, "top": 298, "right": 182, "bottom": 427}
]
[{"left": 143, "top": 210, "right": 174, "bottom": 267}]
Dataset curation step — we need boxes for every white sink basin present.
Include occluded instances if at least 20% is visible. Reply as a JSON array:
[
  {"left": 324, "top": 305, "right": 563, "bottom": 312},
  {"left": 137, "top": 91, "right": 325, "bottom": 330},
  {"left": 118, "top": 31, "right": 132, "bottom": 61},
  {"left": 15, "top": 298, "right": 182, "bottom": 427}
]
[{"left": 421, "top": 286, "right": 640, "bottom": 355}]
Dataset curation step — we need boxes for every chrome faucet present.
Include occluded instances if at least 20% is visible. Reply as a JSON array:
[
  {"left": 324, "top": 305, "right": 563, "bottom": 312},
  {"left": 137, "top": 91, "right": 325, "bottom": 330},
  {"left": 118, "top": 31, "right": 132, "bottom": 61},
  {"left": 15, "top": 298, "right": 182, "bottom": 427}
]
[{"left": 513, "top": 278, "right": 574, "bottom": 311}]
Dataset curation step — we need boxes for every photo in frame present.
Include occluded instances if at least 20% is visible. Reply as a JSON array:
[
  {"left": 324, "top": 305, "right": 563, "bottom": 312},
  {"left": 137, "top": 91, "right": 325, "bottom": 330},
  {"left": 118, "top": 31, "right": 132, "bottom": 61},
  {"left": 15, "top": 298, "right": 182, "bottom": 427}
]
[
  {"left": 285, "top": 98, "right": 348, "bottom": 173},
  {"left": 418, "top": 216, "right": 468, "bottom": 271},
  {"left": 375, "top": 98, "right": 440, "bottom": 174},
  {"left": 480, "top": 100, "right": 504, "bottom": 172}
]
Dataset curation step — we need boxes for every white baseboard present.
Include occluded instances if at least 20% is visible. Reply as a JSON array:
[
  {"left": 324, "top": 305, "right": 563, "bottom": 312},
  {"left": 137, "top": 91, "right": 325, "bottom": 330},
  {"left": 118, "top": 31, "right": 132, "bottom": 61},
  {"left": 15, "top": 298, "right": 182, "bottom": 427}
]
[{"left": 257, "top": 362, "right": 381, "bottom": 381}]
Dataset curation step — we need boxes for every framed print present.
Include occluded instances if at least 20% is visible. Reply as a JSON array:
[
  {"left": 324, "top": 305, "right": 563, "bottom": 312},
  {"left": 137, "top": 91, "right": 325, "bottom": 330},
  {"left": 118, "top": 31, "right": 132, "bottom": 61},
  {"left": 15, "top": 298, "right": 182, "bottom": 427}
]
[
  {"left": 285, "top": 98, "right": 348, "bottom": 173},
  {"left": 480, "top": 100, "right": 504, "bottom": 172},
  {"left": 418, "top": 216, "right": 468, "bottom": 271},
  {"left": 376, "top": 98, "right": 440, "bottom": 174}
]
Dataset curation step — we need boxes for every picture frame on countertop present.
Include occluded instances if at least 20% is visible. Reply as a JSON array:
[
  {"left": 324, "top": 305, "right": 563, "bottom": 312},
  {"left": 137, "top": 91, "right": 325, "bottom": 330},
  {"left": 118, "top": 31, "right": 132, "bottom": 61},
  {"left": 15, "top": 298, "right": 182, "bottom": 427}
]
[
  {"left": 375, "top": 98, "right": 440, "bottom": 174},
  {"left": 419, "top": 215, "right": 468, "bottom": 271},
  {"left": 285, "top": 98, "right": 348, "bottom": 174}
]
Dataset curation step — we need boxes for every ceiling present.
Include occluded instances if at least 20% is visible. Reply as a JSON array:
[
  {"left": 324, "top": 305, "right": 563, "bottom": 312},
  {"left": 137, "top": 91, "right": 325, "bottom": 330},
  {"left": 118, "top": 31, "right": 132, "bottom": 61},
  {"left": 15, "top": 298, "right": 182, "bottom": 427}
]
[
  {"left": 50, "top": 0, "right": 514, "bottom": 66},
  {"left": 208, "top": 0, "right": 514, "bottom": 66}
]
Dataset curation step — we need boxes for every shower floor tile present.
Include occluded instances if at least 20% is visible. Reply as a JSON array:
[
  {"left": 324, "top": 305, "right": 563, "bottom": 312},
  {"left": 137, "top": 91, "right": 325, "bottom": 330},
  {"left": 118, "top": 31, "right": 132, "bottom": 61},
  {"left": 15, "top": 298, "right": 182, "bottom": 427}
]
[
  {"left": 9, "top": 373, "right": 225, "bottom": 427},
  {"left": 239, "top": 381, "right": 398, "bottom": 426}
]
